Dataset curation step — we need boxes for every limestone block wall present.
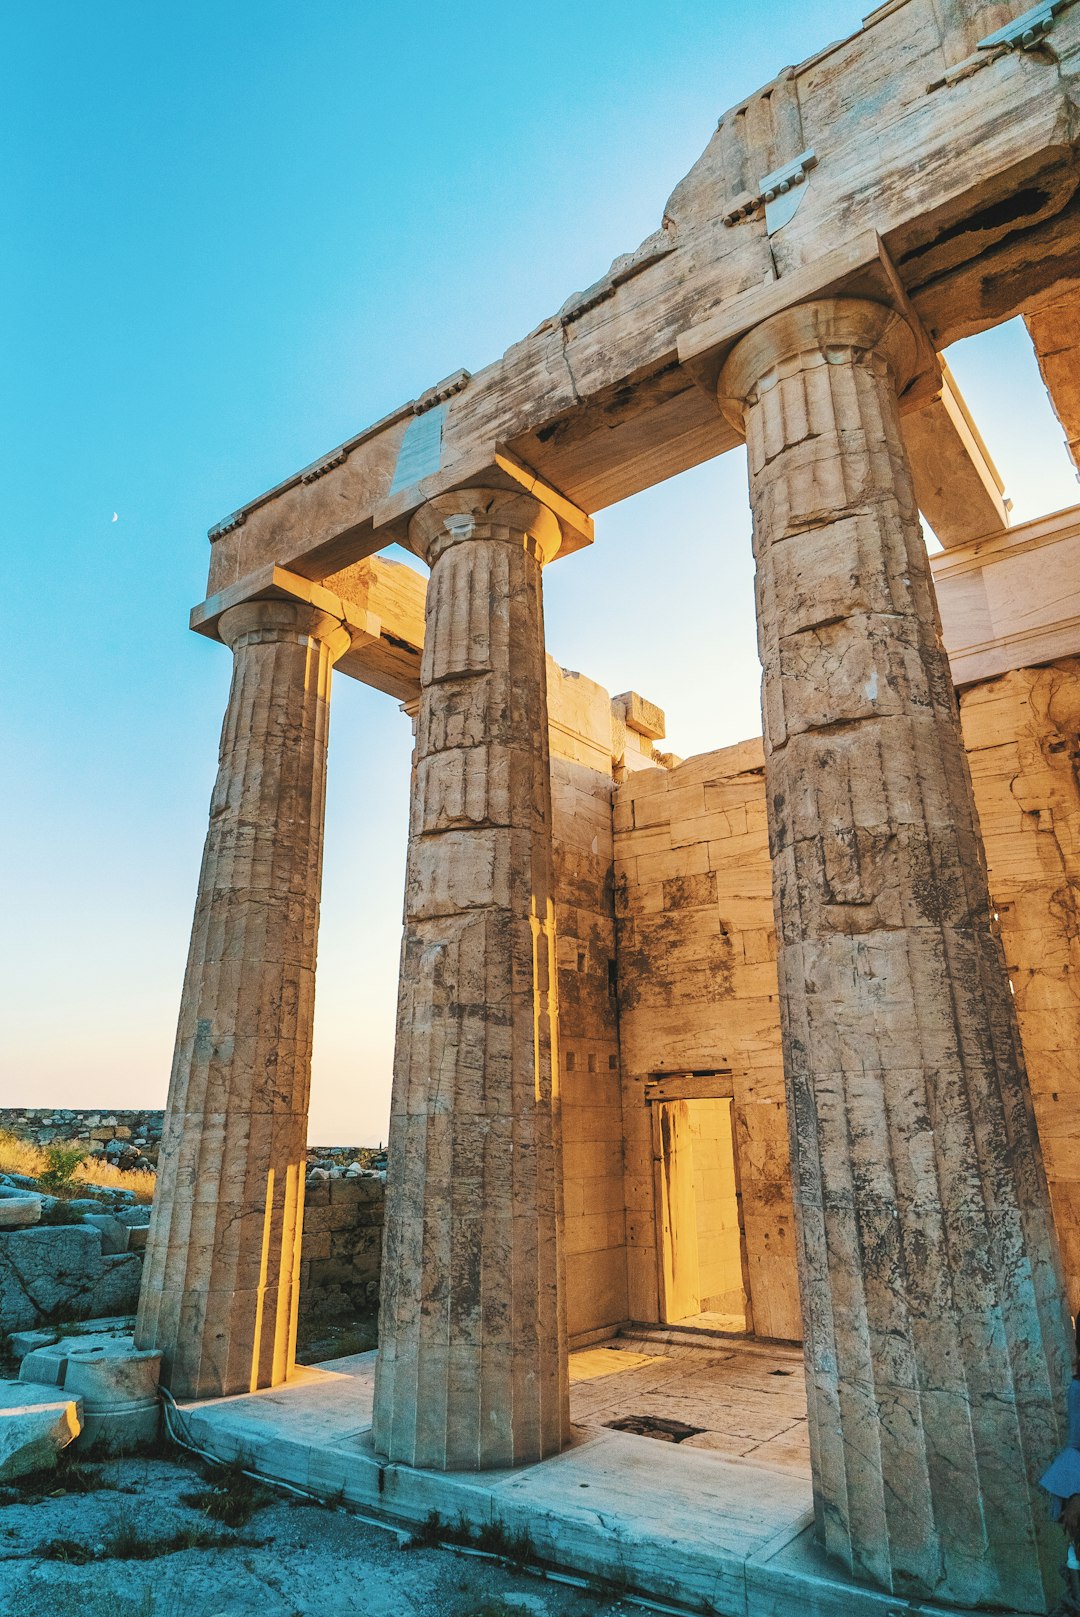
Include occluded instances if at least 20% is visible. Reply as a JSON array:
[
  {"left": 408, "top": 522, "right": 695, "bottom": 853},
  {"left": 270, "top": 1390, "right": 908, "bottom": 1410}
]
[
  {"left": 0, "top": 1186, "right": 384, "bottom": 1340},
  {"left": 297, "top": 1174, "right": 384, "bottom": 1321},
  {"left": 546, "top": 662, "right": 629, "bottom": 1342},
  {"left": 613, "top": 659, "right": 1080, "bottom": 1335},
  {"left": 613, "top": 740, "right": 801, "bottom": 1340},
  {"left": 958, "top": 657, "right": 1080, "bottom": 1313}
]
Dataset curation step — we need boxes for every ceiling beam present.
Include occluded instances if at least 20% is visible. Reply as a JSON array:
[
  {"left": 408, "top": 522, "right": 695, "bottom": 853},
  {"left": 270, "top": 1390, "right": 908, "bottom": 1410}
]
[{"left": 902, "top": 362, "right": 1009, "bottom": 548}]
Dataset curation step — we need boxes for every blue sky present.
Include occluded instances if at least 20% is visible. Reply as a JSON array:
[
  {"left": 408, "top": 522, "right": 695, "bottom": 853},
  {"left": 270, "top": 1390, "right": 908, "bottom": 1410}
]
[{"left": 3, "top": 2, "right": 1076, "bottom": 1141}]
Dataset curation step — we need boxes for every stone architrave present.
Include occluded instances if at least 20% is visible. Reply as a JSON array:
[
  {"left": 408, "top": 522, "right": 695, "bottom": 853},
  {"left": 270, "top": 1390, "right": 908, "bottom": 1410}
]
[
  {"left": 717, "top": 298, "right": 1073, "bottom": 1613},
  {"left": 373, "top": 488, "right": 570, "bottom": 1472},
  {"left": 136, "top": 599, "right": 351, "bottom": 1399}
]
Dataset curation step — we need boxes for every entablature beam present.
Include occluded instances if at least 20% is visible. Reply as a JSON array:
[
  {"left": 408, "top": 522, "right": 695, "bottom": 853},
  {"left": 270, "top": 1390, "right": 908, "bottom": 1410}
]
[{"left": 203, "top": 0, "right": 1080, "bottom": 601}]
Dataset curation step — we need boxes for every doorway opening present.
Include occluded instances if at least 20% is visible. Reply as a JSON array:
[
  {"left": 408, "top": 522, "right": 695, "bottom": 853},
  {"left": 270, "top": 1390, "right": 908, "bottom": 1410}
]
[{"left": 649, "top": 1074, "right": 752, "bottom": 1334}]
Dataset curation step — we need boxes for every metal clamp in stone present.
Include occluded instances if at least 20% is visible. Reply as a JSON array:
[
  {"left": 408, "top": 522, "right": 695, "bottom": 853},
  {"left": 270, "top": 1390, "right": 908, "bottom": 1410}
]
[
  {"left": 759, "top": 150, "right": 817, "bottom": 234},
  {"left": 978, "top": 0, "right": 1071, "bottom": 51},
  {"left": 930, "top": 0, "right": 1073, "bottom": 90},
  {"left": 722, "top": 191, "right": 763, "bottom": 227}
]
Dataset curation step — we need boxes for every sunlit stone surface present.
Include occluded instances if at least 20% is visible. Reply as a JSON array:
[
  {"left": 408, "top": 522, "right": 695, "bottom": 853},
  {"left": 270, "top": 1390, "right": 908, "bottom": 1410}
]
[
  {"left": 141, "top": 2, "right": 1080, "bottom": 1606},
  {"left": 136, "top": 599, "right": 351, "bottom": 1399},
  {"left": 373, "top": 490, "right": 570, "bottom": 1471},
  {"left": 718, "top": 298, "right": 1073, "bottom": 1612}
]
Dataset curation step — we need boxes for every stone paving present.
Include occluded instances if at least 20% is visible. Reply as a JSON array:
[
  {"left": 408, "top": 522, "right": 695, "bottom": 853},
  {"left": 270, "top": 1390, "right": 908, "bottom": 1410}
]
[
  {"left": 182, "top": 1337, "right": 945, "bottom": 1616},
  {"left": 568, "top": 1333, "right": 809, "bottom": 1472}
]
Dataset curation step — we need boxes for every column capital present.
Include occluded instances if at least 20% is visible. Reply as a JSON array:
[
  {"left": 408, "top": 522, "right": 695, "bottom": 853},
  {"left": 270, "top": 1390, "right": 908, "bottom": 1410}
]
[
  {"left": 218, "top": 598, "right": 353, "bottom": 663},
  {"left": 407, "top": 486, "right": 563, "bottom": 569},
  {"left": 717, "top": 296, "right": 919, "bottom": 433}
]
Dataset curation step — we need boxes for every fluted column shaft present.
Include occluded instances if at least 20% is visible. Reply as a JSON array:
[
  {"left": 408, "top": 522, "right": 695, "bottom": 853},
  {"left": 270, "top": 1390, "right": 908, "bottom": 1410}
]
[
  {"left": 719, "top": 298, "right": 1072, "bottom": 1613},
  {"left": 136, "top": 598, "right": 351, "bottom": 1398},
  {"left": 373, "top": 488, "right": 570, "bottom": 1471}
]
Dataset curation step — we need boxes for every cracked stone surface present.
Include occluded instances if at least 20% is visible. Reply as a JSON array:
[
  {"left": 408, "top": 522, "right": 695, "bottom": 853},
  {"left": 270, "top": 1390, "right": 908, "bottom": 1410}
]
[
  {"left": 135, "top": 599, "right": 353, "bottom": 1402},
  {"left": 0, "top": 1454, "right": 624, "bottom": 1617},
  {"left": 374, "top": 490, "right": 569, "bottom": 1471},
  {"left": 0, "top": 1227, "right": 140, "bottom": 1333},
  {"left": 1025, "top": 292, "right": 1080, "bottom": 474},
  {"left": 718, "top": 297, "right": 1074, "bottom": 1614}
]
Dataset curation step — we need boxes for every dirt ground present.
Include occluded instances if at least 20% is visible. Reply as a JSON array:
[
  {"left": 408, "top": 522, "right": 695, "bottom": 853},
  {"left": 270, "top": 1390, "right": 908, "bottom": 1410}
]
[{"left": 0, "top": 1451, "right": 637, "bottom": 1617}]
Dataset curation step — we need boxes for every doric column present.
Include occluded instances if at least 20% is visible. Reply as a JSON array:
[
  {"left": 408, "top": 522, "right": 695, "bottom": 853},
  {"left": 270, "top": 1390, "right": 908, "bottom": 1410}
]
[
  {"left": 136, "top": 598, "right": 351, "bottom": 1399},
  {"left": 718, "top": 298, "right": 1073, "bottom": 1613},
  {"left": 373, "top": 488, "right": 569, "bottom": 1471}
]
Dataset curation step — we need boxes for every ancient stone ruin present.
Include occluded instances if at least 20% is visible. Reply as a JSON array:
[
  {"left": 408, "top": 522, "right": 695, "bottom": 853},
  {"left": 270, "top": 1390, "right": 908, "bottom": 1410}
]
[
  {"left": 131, "top": 2, "right": 1080, "bottom": 1611},
  {"left": 0, "top": 1114, "right": 383, "bottom": 1340}
]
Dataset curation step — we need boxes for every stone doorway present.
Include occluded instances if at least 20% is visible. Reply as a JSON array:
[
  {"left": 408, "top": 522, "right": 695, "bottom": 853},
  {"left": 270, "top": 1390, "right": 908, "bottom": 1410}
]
[{"left": 648, "top": 1075, "right": 753, "bottom": 1335}]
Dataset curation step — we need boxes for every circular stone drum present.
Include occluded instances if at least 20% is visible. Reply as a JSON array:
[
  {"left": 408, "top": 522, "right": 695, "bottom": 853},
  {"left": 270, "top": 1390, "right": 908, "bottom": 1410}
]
[{"left": 63, "top": 1344, "right": 162, "bottom": 1453}]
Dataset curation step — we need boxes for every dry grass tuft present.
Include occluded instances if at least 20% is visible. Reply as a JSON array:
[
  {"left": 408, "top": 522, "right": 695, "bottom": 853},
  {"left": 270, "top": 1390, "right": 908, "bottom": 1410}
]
[
  {"left": 181, "top": 1457, "right": 273, "bottom": 1528},
  {"left": 0, "top": 1131, "right": 47, "bottom": 1179},
  {"left": 0, "top": 1443, "right": 120, "bottom": 1507},
  {"left": 77, "top": 1159, "right": 157, "bottom": 1203},
  {"left": 0, "top": 1130, "right": 155, "bottom": 1204}
]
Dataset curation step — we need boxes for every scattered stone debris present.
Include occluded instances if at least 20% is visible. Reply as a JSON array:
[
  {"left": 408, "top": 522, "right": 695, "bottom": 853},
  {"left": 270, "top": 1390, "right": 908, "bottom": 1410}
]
[{"left": 304, "top": 1144, "right": 388, "bottom": 1180}]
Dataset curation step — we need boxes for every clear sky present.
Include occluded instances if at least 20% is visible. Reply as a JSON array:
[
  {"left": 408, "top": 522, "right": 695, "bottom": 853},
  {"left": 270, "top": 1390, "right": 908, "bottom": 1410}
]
[{"left": 3, "top": 2, "right": 1077, "bottom": 1143}]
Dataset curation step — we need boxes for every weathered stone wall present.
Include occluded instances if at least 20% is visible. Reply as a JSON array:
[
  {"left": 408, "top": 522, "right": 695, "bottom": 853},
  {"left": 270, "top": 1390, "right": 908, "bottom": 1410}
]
[
  {"left": 0, "top": 1181, "right": 384, "bottom": 1340},
  {"left": 299, "top": 1174, "right": 384, "bottom": 1321},
  {"left": 546, "top": 663, "right": 628, "bottom": 1342},
  {"left": 0, "top": 1110, "right": 164, "bottom": 1164},
  {"left": 959, "top": 657, "right": 1080, "bottom": 1313},
  {"left": 0, "top": 1118, "right": 385, "bottom": 1336},
  {"left": 613, "top": 739, "right": 801, "bottom": 1341},
  {"left": 612, "top": 656, "right": 1080, "bottom": 1336}
]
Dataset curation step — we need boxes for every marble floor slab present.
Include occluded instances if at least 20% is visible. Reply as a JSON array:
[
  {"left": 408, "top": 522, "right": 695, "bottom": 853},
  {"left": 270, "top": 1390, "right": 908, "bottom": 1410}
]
[
  {"left": 569, "top": 1331, "right": 809, "bottom": 1471},
  {"left": 179, "top": 1334, "right": 967, "bottom": 1617}
]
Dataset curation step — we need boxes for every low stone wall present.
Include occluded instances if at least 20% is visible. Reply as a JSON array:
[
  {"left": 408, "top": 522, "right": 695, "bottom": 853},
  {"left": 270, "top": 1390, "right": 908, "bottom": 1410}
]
[
  {"left": 0, "top": 1109, "right": 165, "bottom": 1166},
  {"left": 0, "top": 1116, "right": 389, "bottom": 1183},
  {"left": 0, "top": 1169, "right": 386, "bottom": 1342},
  {"left": 300, "top": 1174, "right": 384, "bottom": 1321},
  {"left": 0, "top": 1112, "right": 388, "bottom": 1339}
]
